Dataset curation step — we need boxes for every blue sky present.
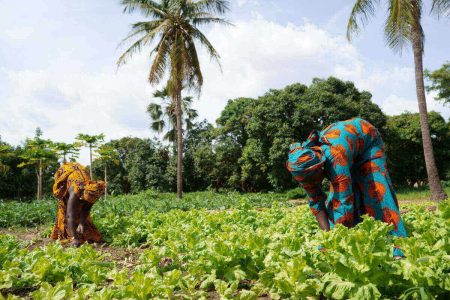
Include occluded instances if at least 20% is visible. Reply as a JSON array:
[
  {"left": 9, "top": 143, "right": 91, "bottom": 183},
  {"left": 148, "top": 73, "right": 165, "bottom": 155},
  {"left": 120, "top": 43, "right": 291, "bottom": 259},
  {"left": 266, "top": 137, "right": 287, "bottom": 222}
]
[{"left": 0, "top": 0, "right": 448, "bottom": 163}]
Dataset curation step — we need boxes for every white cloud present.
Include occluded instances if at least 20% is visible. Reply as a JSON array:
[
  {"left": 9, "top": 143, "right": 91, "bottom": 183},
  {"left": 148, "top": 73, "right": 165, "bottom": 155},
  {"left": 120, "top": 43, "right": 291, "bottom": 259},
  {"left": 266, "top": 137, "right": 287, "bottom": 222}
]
[
  {"left": 382, "top": 93, "right": 449, "bottom": 117},
  {"left": 4, "top": 26, "right": 34, "bottom": 40}
]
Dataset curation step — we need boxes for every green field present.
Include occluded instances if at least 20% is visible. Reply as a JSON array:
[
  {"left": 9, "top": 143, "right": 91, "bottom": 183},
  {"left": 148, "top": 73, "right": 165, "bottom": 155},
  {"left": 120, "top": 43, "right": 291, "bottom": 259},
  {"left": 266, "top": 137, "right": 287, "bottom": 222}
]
[{"left": 1, "top": 189, "right": 449, "bottom": 299}]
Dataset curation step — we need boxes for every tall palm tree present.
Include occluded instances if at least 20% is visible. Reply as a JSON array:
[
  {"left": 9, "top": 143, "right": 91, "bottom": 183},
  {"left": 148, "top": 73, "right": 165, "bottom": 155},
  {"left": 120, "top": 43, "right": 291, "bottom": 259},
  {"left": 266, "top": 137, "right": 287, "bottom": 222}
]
[
  {"left": 117, "top": 0, "right": 230, "bottom": 199},
  {"left": 347, "top": 0, "right": 449, "bottom": 201},
  {"left": 148, "top": 86, "right": 198, "bottom": 149}
]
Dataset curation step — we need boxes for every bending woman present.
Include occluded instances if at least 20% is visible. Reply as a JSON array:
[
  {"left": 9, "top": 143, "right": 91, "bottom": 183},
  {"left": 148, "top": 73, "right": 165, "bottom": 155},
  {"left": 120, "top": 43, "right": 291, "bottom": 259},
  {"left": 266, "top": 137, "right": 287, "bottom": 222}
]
[
  {"left": 51, "top": 162, "right": 105, "bottom": 247},
  {"left": 287, "top": 118, "right": 407, "bottom": 257}
]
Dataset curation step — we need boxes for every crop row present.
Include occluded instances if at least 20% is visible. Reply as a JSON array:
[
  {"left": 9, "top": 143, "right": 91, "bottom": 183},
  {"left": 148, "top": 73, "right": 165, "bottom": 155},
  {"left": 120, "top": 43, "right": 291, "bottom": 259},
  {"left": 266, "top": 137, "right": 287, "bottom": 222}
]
[{"left": 1, "top": 200, "right": 449, "bottom": 299}]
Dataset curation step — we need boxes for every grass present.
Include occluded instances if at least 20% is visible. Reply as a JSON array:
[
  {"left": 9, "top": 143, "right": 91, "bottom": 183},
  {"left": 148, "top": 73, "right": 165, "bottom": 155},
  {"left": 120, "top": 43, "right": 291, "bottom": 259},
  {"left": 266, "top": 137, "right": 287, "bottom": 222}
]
[{"left": 395, "top": 186, "right": 450, "bottom": 201}]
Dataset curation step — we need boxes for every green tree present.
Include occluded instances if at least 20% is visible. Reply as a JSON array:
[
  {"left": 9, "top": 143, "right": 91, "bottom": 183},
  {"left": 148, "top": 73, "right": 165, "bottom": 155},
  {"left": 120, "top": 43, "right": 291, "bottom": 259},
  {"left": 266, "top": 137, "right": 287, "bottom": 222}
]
[
  {"left": 117, "top": 0, "right": 230, "bottom": 199},
  {"left": 94, "top": 145, "right": 120, "bottom": 199},
  {"left": 231, "top": 78, "right": 385, "bottom": 191},
  {"left": 385, "top": 111, "right": 450, "bottom": 186},
  {"left": 346, "top": 0, "right": 448, "bottom": 200},
  {"left": 76, "top": 133, "right": 105, "bottom": 178},
  {"left": 425, "top": 62, "right": 450, "bottom": 104},
  {"left": 18, "top": 128, "right": 58, "bottom": 200},
  {"left": 0, "top": 139, "right": 14, "bottom": 175},
  {"left": 214, "top": 98, "right": 257, "bottom": 190},
  {"left": 148, "top": 86, "right": 198, "bottom": 150},
  {"left": 53, "top": 142, "right": 80, "bottom": 163}
]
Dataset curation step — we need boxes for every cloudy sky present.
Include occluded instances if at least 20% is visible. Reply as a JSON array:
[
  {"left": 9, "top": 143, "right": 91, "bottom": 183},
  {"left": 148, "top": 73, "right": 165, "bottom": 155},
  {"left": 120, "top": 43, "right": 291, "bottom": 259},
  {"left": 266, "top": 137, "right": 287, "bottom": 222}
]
[{"left": 0, "top": 0, "right": 448, "bottom": 164}]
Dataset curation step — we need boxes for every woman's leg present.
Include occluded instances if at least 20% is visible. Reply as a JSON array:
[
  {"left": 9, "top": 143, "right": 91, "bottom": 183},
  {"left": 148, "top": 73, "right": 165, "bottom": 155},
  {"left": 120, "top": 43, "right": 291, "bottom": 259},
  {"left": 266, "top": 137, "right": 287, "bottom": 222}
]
[{"left": 359, "top": 157, "right": 407, "bottom": 257}]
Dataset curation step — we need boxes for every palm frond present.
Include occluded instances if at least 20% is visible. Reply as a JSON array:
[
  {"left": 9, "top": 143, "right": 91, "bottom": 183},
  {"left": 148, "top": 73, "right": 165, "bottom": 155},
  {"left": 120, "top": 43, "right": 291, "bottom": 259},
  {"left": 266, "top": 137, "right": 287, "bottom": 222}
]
[
  {"left": 147, "top": 103, "right": 163, "bottom": 119},
  {"left": 148, "top": 33, "right": 171, "bottom": 84},
  {"left": 183, "top": 34, "right": 204, "bottom": 91},
  {"left": 190, "top": 26, "right": 221, "bottom": 63},
  {"left": 346, "top": 0, "right": 379, "bottom": 41},
  {"left": 117, "top": 30, "right": 159, "bottom": 67},
  {"left": 121, "top": 0, "right": 166, "bottom": 18},
  {"left": 430, "top": 0, "right": 450, "bottom": 17},
  {"left": 151, "top": 119, "right": 166, "bottom": 132},
  {"left": 384, "top": 0, "right": 421, "bottom": 54},
  {"left": 186, "top": 108, "right": 198, "bottom": 120},
  {"left": 190, "top": 0, "right": 230, "bottom": 15},
  {"left": 192, "top": 17, "right": 232, "bottom": 26}
]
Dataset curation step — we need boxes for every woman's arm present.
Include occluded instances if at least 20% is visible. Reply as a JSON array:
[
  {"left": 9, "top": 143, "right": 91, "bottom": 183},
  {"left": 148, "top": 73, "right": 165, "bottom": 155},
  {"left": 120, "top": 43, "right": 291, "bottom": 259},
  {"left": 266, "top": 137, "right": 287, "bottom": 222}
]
[
  {"left": 315, "top": 210, "right": 330, "bottom": 231},
  {"left": 78, "top": 202, "right": 93, "bottom": 235},
  {"left": 303, "top": 180, "right": 329, "bottom": 231},
  {"left": 67, "top": 187, "right": 81, "bottom": 247}
]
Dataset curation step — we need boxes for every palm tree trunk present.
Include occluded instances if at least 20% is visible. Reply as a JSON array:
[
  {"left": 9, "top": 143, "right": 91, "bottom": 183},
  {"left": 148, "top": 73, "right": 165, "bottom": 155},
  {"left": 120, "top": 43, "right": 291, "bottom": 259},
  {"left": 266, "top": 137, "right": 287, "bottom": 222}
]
[
  {"left": 104, "top": 163, "right": 108, "bottom": 200},
  {"left": 411, "top": 26, "right": 447, "bottom": 201},
  {"left": 175, "top": 89, "right": 183, "bottom": 199},
  {"left": 89, "top": 145, "right": 93, "bottom": 179}
]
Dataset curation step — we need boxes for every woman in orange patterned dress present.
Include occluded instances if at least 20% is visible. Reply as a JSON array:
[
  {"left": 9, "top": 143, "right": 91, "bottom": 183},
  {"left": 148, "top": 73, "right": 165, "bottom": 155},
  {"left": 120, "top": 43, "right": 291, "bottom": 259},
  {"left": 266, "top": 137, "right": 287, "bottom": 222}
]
[
  {"left": 287, "top": 118, "right": 407, "bottom": 258},
  {"left": 51, "top": 162, "right": 105, "bottom": 247}
]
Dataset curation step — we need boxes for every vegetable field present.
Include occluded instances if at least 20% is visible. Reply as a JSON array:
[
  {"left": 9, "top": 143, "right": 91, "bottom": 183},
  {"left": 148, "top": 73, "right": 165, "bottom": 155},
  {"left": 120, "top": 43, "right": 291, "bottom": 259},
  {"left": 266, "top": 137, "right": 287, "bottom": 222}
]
[{"left": 0, "top": 192, "right": 449, "bottom": 299}]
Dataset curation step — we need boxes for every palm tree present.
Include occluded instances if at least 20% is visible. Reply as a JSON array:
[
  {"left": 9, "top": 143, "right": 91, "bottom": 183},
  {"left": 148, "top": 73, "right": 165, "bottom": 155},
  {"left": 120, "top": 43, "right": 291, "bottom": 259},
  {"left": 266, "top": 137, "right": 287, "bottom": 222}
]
[
  {"left": 347, "top": 0, "right": 449, "bottom": 201},
  {"left": 148, "top": 85, "right": 198, "bottom": 150},
  {"left": 117, "top": 0, "right": 230, "bottom": 199}
]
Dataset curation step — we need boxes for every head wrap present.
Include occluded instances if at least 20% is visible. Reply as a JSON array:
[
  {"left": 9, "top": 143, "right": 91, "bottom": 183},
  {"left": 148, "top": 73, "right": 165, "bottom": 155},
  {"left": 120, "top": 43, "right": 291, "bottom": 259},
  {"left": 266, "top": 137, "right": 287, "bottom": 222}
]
[
  {"left": 83, "top": 180, "right": 106, "bottom": 204},
  {"left": 286, "top": 131, "right": 325, "bottom": 182}
]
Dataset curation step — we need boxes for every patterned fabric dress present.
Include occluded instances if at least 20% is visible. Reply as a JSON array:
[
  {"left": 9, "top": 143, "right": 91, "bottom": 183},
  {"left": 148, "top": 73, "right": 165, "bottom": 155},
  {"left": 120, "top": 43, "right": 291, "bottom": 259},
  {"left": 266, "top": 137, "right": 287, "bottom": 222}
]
[
  {"left": 51, "top": 162, "right": 105, "bottom": 243},
  {"left": 287, "top": 118, "right": 407, "bottom": 257}
]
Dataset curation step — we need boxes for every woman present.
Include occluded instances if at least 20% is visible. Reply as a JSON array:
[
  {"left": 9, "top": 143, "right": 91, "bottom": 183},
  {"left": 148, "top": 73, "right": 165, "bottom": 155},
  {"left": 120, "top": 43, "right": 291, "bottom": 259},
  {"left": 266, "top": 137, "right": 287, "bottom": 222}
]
[
  {"left": 287, "top": 118, "right": 407, "bottom": 257},
  {"left": 51, "top": 162, "right": 105, "bottom": 247}
]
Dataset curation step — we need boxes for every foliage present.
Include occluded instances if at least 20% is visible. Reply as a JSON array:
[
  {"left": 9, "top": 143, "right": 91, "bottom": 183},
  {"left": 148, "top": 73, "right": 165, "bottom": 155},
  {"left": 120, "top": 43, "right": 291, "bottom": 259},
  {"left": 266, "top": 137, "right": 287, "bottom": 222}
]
[
  {"left": 385, "top": 112, "right": 450, "bottom": 186},
  {"left": 52, "top": 143, "right": 80, "bottom": 163},
  {"left": 1, "top": 78, "right": 450, "bottom": 198},
  {"left": 425, "top": 62, "right": 450, "bottom": 104},
  {"left": 214, "top": 77, "right": 386, "bottom": 191},
  {"left": 0, "top": 200, "right": 449, "bottom": 299}
]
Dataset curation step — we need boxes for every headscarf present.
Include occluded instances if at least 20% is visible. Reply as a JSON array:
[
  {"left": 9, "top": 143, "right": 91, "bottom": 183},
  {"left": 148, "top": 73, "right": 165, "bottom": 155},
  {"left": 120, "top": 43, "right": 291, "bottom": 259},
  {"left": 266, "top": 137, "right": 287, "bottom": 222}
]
[{"left": 286, "top": 131, "right": 325, "bottom": 182}]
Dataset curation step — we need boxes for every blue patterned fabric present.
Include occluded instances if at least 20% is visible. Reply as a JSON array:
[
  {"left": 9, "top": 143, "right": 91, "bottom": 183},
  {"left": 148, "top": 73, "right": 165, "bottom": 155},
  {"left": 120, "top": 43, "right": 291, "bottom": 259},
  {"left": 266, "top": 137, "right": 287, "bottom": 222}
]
[{"left": 287, "top": 118, "right": 407, "bottom": 257}]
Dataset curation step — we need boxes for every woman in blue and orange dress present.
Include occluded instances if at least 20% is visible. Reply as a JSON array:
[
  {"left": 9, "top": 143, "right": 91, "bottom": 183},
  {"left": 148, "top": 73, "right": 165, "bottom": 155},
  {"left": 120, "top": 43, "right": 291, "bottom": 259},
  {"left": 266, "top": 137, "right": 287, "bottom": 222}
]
[
  {"left": 286, "top": 118, "right": 407, "bottom": 258},
  {"left": 51, "top": 162, "right": 105, "bottom": 247}
]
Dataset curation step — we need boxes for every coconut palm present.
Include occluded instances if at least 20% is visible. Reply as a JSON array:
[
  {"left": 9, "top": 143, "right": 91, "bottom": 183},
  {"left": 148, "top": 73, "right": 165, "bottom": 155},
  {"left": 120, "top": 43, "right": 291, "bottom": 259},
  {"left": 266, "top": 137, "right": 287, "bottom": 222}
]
[
  {"left": 117, "top": 0, "right": 230, "bottom": 198},
  {"left": 148, "top": 86, "right": 198, "bottom": 148},
  {"left": 346, "top": 0, "right": 449, "bottom": 201}
]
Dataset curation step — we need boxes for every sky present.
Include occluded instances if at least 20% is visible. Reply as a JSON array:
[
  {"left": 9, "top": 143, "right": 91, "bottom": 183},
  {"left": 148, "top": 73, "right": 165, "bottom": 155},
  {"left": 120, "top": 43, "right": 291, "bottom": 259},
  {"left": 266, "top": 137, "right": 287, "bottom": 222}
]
[{"left": 0, "top": 0, "right": 449, "bottom": 165}]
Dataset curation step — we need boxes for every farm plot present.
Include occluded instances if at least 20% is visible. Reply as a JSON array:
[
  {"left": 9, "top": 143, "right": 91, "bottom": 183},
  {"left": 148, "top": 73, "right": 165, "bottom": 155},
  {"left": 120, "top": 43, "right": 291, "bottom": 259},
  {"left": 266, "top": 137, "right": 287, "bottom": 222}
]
[{"left": 1, "top": 195, "right": 449, "bottom": 299}]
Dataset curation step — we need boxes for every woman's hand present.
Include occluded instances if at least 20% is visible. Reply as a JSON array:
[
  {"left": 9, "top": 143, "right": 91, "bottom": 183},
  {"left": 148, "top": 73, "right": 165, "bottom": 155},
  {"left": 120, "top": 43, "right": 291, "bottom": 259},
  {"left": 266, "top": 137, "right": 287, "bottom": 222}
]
[
  {"left": 71, "top": 238, "right": 82, "bottom": 248},
  {"left": 76, "top": 223, "right": 85, "bottom": 235}
]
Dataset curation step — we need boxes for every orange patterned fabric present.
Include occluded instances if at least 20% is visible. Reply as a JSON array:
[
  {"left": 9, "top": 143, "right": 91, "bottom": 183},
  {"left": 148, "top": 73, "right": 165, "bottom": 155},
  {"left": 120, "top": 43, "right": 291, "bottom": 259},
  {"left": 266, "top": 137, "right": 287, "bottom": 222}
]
[{"left": 51, "top": 162, "right": 104, "bottom": 243}]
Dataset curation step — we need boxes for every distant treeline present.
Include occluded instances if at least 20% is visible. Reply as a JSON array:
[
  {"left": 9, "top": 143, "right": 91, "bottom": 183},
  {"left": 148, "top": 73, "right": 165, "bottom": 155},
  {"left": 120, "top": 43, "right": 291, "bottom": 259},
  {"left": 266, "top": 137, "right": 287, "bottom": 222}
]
[{"left": 1, "top": 77, "right": 449, "bottom": 199}]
